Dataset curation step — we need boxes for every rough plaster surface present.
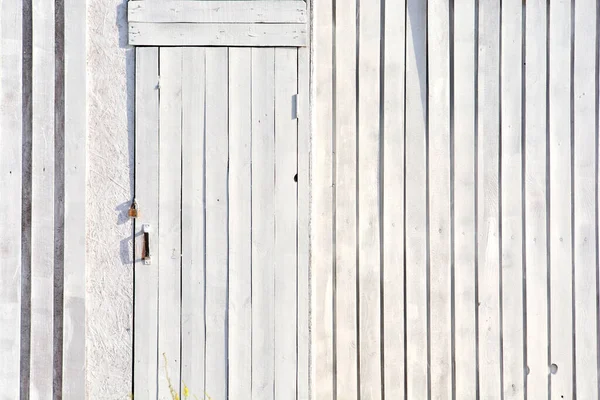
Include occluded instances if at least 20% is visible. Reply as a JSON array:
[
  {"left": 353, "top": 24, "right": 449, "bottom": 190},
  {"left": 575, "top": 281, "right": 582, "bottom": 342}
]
[{"left": 86, "top": 0, "right": 134, "bottom": 397}]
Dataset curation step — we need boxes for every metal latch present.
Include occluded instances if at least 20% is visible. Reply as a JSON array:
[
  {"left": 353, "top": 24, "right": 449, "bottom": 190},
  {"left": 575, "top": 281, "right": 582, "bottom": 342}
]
[
  {"left": 142, "top": 224, "right": 152, "bottom": 265},
  {"left": 129, "top": 199, "right": 139, "bottom": 219}
]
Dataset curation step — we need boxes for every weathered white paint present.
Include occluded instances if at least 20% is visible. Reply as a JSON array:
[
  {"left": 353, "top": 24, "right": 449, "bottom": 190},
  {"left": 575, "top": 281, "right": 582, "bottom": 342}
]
[{"left": 128, "top": 0, "right": 307, "bottom": 23}]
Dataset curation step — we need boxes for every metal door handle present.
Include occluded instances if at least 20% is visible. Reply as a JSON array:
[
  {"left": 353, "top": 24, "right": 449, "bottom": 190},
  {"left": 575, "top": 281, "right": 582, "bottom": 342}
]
[{"left": 142, "top": 224, "right": 152, "bottom": 265}]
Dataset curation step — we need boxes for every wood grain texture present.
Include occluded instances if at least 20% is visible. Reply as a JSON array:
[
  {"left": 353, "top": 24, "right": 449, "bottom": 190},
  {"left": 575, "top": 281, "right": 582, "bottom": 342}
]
[
  {"left": 129, "top": 23, "right": 308, "bottom": 47},
  {"left": 251, "top": 47, "right": 276, "bottom": 400},
  {"left": 157, "top": 47, "right": 183, "bottom": 400},
  {"left": 500, "top": 1, "right": 525, "bottom": 398},
  {"left": 227, "top": 47, "right": 251, "bottom": 400},
  {"left": 30, "top": 0, "right": 56, "bottom": 395},
  {"left": 0, "top": 0, "right": 23, "bottom": 396},
  {"left": 453, "top": 1, "right": 477, "bottom": 397},
  {"left": 128, "top": 0, "right": 307, "bottom": 23},
  {"left": 204, "top": 47, "right": 229, "bottom": 400},
  {"left": 524, "top": 1, "right": 548, "bottom": 397},
  {"left": 180, "top": 46, "right": 206, "bottom": 398}
]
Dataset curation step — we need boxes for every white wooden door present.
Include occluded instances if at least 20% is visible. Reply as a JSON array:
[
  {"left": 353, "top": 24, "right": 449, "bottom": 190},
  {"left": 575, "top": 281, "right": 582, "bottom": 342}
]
[{"left": 130, "top": 4, "right": 309, "bottom": 399}]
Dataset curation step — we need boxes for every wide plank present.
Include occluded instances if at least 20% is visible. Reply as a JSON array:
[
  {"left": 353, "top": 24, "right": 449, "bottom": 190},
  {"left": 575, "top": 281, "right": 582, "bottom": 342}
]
[
  {"left": 129, "top": 23, "right": 308, "bottom": 47},
  {"left": 0, "top": 0, "right": 23, "bottom": 397},
  {"left": 128, "top": 1, "right": 307, "bottom": 23}
]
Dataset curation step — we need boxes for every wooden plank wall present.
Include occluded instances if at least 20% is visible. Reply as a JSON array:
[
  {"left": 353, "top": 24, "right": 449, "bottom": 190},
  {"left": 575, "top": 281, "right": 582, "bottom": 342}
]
[
  {"left": 0, "top": 0, "right": 87, "bottom": 398},
  {"left": 312, "top": 0, "right": 600, "bottom": 398}
]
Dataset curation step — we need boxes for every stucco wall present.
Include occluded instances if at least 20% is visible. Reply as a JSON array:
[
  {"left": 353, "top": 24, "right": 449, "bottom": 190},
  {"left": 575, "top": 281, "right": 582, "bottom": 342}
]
[{"left": 86, "top": 0, "right": 134, "bottom": 397}]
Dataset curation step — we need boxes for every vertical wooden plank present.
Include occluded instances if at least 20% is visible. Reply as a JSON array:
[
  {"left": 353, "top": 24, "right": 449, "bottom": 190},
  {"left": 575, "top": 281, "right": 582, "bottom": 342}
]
[
  {"left": 573, "top": 0, "right": 598, "bottom": 396},
  {"left": 382, "top": 0, "right": 406, "bottom": 397},
  {"left": 274, "top": 47, "right": 298, "bottom": 399},
  {"left": 477, "top": 0, "right": 502, "bottom": 397},
  {"left": 335, "top": 0, "right": 358, "bottom": 396},
  {"left": 30, "top": 0, "right": 55, "bottom": 395},
  {"left": 549, "top": 0, "right": 573, "bottom": 398},
  {"left": 428, "top": 0, "right": 451, "bottom": 399},
  {"left": 453, "top": 0, "right": 477, "bottom": 397},
  {"left": 297, "top": 45, "right": 311, "bottom": 400},
  {"left": 405, "top": 0, "right": 428, "bottom": 397},
  {"left": 251, "top": 47, "right": 275, "bottom": 400},
  {"left": 62, "top": 0, "right": 87, "bottom": 396},
  {"left": 0, "top": 0, "right": 23, "bottom": 396},
  {"left": 134, "top": 47, "right": 159, "bottom": 400},
  {"left": 204, "top": 47, "right": 229, "bottom": 400},
  {"left": 313, "top": 0, "right": 335, "bottom": 394},
  {"left": 181, "top": 47, "right": 206, "bottom": 398},
  {"left": 500, "top": 1, "right": 525, "bottom": 398},
  {"left": 158, "top": 47, "right": 183, "bottom": 400},
  {"left": 227, "top": 47, "right": 251, "bottom": 400},
  {"left": 524, "top": 1, "right": 548, "bottom": 398},
  {"left": 333, "top": 0, "right": 357, "bottom": 392}
]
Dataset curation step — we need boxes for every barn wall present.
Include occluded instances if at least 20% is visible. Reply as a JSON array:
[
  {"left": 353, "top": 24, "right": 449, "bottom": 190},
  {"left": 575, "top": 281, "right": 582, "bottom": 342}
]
[
  {"left": 0, "top": 0, "right": 133, "bottom": 398},
  {"left": 313, "top": 0, "right": 600, "bottom": 399}
]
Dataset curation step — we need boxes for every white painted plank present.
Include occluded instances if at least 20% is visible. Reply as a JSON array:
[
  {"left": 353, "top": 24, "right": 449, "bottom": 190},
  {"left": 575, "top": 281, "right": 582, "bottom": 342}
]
[
  {"left": 0, "top": 0, "right": 22, "bottom": 396},
  {"left": 251, "top": 47, "right": 276, "bottom": 400},
  {"left": 274, "top": 47, "right": 298, "bottom": 400},
  {"left": 204, "top": 47, "right": 229, "bottom": 400},
  {"left": 428, "top": 0, "right": 451, "bottom": 398},
  {"left": 573, "top": 0, "right": 598, "bottom": 396},
  {"left": 30, "top": 0, "right": 55, "bottom": 395},
  {"left": 453, "top": 1, "right": 477, "bottom": 397},
  {"left": 313, "top": 0, "right": 335, "bottom": 394},
  {"left": 133, "top": 47, "right": 160, "bottom": 400},
  {"left": 334, "top": 0, "right": 358, "bottom": 396},
  {"left": 180, "top": 47, "right": 206, "bottom": 398},
  {"left": 500, "top": 1, "right": 524, "bottom": 398},
  {"left": 158, "top": 47, "right": 183, "bottom": 400},
  {"left": 297, "top": 44, "right": 311, "bottom": 400},
  {"left": 128, "top": 0, "right": 307, "bottom": 23},
  {"left": 129, "top": 23, "right": 308, "bottom": 47},
  {"left": 405, "top": 0, "right": 428, "bottom": 397},
  {"left": 62, "top": 0, "right": 87, "bottom": 396},
  {"left": 357, "top": 0, "right": 382, "bottom": 396},
  {"left": 227, "top": 47, "right": 251, "bottom": 400},
  {"left": 549, "top": 1, "right": 573, "bottom": 398},
  {"left": 382, "top": 0, "right": 406, "bottom": 397},
  {"left": 477, "top": 0, "right": 502, "bottom": 397},
  {"left": 524, "top": 1, "right": 548, "bottom": 397}
]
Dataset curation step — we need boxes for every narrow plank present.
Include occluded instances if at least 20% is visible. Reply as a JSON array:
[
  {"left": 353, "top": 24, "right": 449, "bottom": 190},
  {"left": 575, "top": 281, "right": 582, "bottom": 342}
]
[
  {"left": 227, "top": 47, "right": 251, "bottom": 400},
  {"left": 297, "top": 44, "right": 311, "bottom": 400},
  {"left": 548, "top": 0, "right": 573, "bottom": 398},
  {"left": 382, "top": 0, "right": 406, "bottom": 397},
  {"left": 157, "top": 47, "right": 183, "bottom": 400},
  {"left": 128, "top": 0, "right": 307, "bottom": 23},
  {"left": 204, "top": 47, "right": 229, "bottom": 400},
  {"left": 358, "top": 0, "right": 382, "bottom": 396},
  {"left": 453, "top": 0, "right": 477, "bottom": 397},
  {"left": 181, "top": 47, "right": 206, "bottom": 398},
  {"left": 133, "top": 47, "right": 159, "bottom": 400},
  {"left": 129, "top": 23, "right": 308, "bottom": 47},
  {"left": 312, "top": 0, "right": 335, "bottom": 394},
  {"left": 30, "top": 0, "right": 56, "bottom": 395},
  {"left": 274, "top": 47, "right": 298, "bottom": 400},
  {"left": 500, "top": 1, "right": 525, "bottom": 398},
  {"left": 251, "top": 47, "right": 276, "bottom": 400},
  {"left": 477, "top": 0, "right": 502, "bottom": 397},
  {"left": 62, "top": 0, "right": 87, "bottom": 396},
  {"left": 405, "top": 0, "right": 428, "bottom": 397},
  {"left": 0, "top": 0, "right": 23, "bottom": 396},
  {"left": 334, "top": 0, "right": 358, "bottom": 396},
  {"left": 524, "top": 1, "right": 549, "bottom": 398},
  {"left": 428, "top": 0, "right": 452, "bottom": 398},
  {"left": 573, "top": 0, "right": 598, "bottom": 396}
]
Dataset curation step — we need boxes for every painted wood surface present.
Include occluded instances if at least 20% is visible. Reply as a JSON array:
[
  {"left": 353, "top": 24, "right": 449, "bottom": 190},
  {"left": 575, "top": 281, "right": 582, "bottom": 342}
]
[
  {"left": 0, "top": 1, "right": 23, "bottom": 397},
  {"left": 30, "top": 0, "right": 56, "bottom": 396},
  {"left": 128, "top": 0, "right": 307, "bottom": 23},
  {"left": 129, "top": 22, "right": 308, "bottom": 47}
]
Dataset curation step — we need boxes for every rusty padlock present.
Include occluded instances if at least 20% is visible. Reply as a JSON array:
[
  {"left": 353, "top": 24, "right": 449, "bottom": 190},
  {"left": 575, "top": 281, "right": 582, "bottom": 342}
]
[{"left": 128, "top": 199, "right": 139, "bottom": 219}]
